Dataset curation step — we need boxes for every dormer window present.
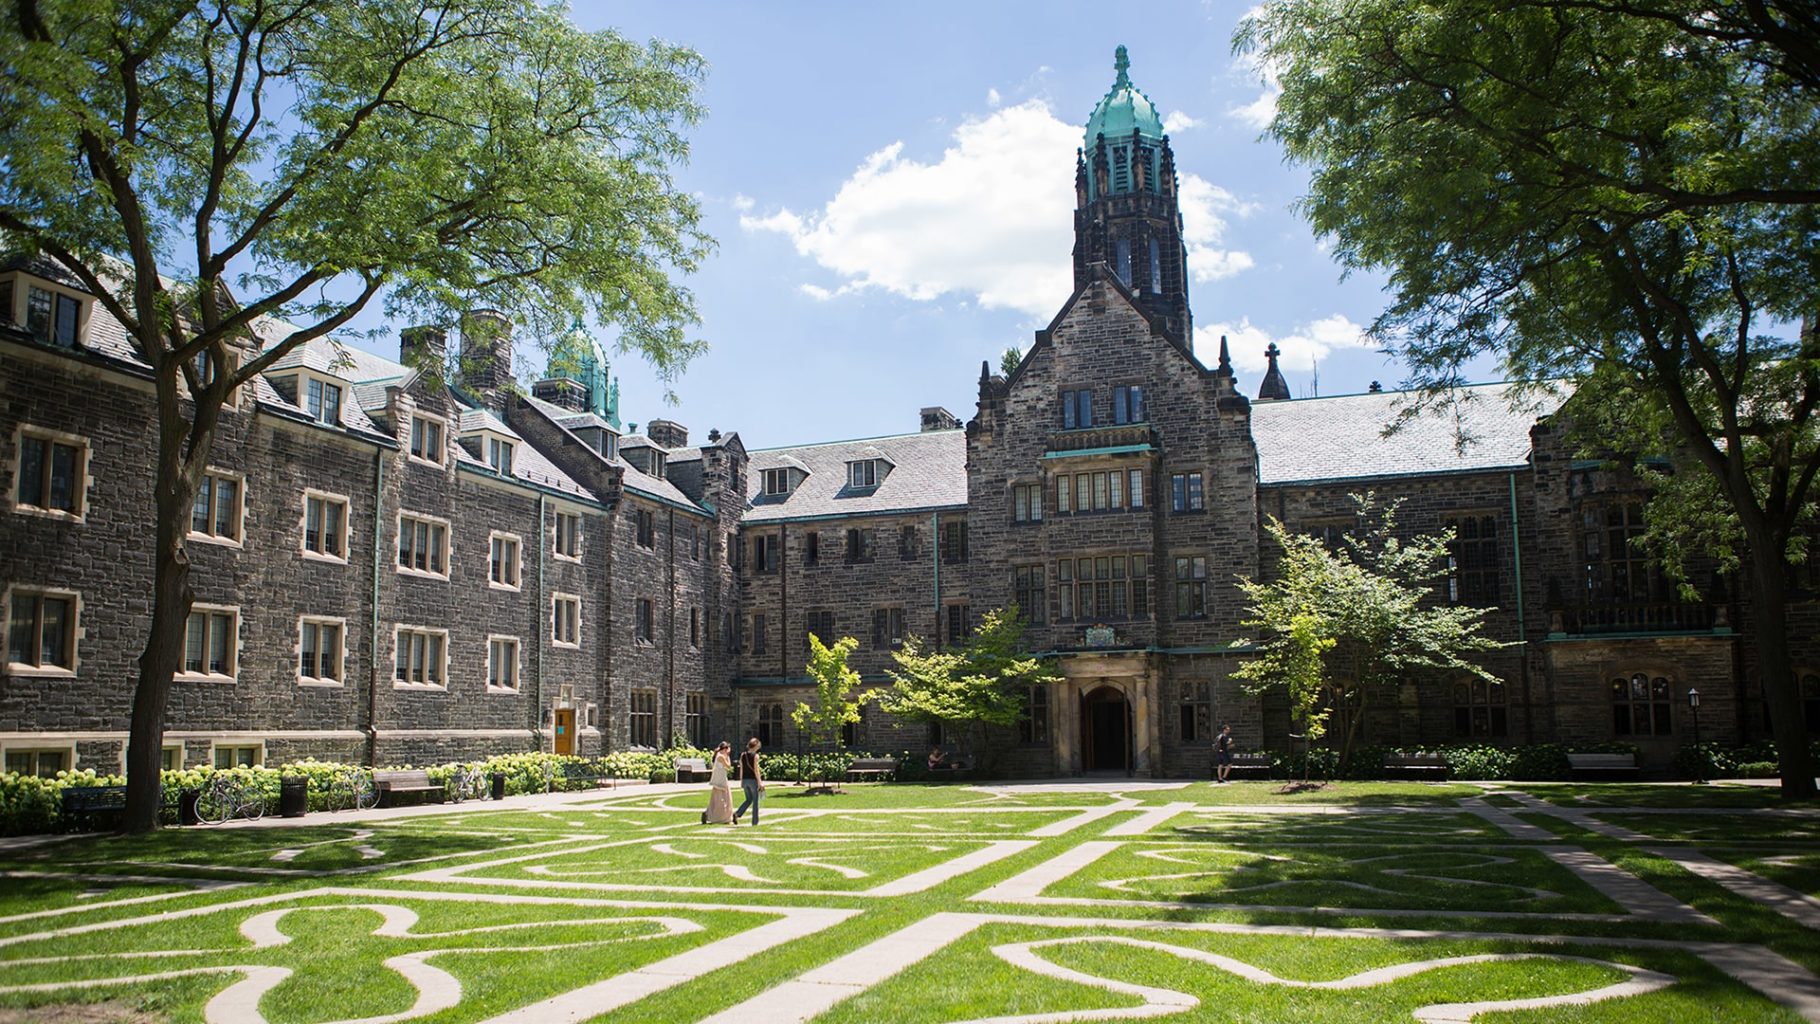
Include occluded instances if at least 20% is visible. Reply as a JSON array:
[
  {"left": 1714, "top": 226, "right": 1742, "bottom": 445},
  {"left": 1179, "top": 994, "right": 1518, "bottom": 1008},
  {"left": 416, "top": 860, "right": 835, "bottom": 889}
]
[
  {"left": 487, "top": 437, "right": 514, "bottom": 475},
  {"left": 849, "top": 460, "right": 878, "bottom": 489},
  {"left": 650, "top": 451, "right": 667, "bottom": 478},
  {"left": 763, "top": 468, "right": 792, "bottom": 496},
  {"left": 305, "top": 377, "right": 342, "bottom": 425},
  {"left": 604, "top": 432, "right": 619, "bottom": 461},
  {"left": 1, "top": 275, "right": 87, "bottom": 349}
]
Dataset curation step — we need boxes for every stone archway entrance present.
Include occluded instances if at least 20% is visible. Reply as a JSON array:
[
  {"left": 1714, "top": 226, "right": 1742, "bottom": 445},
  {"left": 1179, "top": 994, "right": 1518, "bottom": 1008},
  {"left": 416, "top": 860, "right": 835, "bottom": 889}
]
[{"left": 1081, "top": 685, "right": 1131, "bottom": 773}]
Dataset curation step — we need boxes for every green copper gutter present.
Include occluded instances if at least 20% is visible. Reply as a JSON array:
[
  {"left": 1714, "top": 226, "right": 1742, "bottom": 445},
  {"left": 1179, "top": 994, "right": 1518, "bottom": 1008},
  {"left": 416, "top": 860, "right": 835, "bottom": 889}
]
[{"left": 1041, "top": 444, "right": 1156, "bottom": 460}]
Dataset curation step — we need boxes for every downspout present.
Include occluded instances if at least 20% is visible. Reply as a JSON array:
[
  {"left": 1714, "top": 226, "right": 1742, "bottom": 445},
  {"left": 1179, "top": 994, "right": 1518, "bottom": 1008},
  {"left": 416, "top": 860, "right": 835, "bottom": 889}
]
[
  {"left": 932, "top": 511, "right": 941, "bottom": 644},
  {"left": 1508, "top": 472, "right": 1532, "bottom": 743},
  {"left": 536, "top": 493, "right": 546, "bottom": 752},
  {"left": 366, "top": 449, "right": 384, "bottom": 767},
  {"left": 666, "top": 507, "right": 676, "bottom": 746},
  {"left": 778, "top": 522, "right": 788, "bottom": 682}
]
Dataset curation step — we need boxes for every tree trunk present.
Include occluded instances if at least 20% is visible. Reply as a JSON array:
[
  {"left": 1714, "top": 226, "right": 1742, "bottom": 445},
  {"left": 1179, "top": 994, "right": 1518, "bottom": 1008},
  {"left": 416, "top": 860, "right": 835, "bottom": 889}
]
[{"left": 1743, "top": 527, "right": 1817, "bottom": 799}]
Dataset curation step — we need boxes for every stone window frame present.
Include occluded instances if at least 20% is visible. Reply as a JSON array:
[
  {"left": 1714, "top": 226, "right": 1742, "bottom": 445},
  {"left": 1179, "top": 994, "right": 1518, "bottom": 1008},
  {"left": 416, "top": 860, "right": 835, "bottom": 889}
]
[
  {"left": 552, "top": 508, "right": 583, "bottom": 562},
  {"left": 805, "top": 609, "right": 835, "bottom": 654},
  {"left": 1169, "top": 470, "right": 1205, "bottom": 514},
  {"left": 752, "top": 531, "right": 780, "bottom": 574},
  {"left": 1452, "top": 674, "right": 1509, "bottom": 738},
  {"left": 2, "top": 584, "right": 83, "bottom": 678},
  {"left": 2, "top": 743, "right": 77, "bottom": 777},
  {"left": 1, "top": 271, "right": 90, "bottom": 348},
  {"left": 634, "top": 507, "right": 656, "bottom": 549},
  {"left": 629, "top": 689, "right": 658, "bottom": 749},
  {"left": 211, "top": 742, "right": 265, "bottom": 768},
  {"left": 847, "top": 459, "right": 879, "bottom": 489},
  {"left": 762, "top": 467, "right": 791, "bottom": 496},
  {"left": 871, "top": 607, "right": 907, "bottom": 650},
  {"left": 1011, "top": 482, "right": 1044, "bottom": 524},
  {"left": 1610, "top": 668, "right": 1676, "bottom": 737},
  {"left": 1013, "top": 564, "right": 1046, "bottom": 625},
  {"left": 188, "top": 466, "right": 248, "bottom": 548},
  {"left": 485, "top": 634, "right": 522, "bottom": 694},
  {"left": 1178, "top": 680, "right": 1211, "bottom": 742},
  {"left": 392, "top": 624, "right": 450, "bottom": 690},
  {"left": 685, "top": 692, "right": 709, "bottom": 747},
  {"left": 1445, "top": 512, "right": 1502, "bottom": 607},
  {"left": 1017, "top": 684, "right": 1051, "bottom": 746},
  {"left": 280, "top": 371, "right": 345, "bottom": 427},
  {"left": 487, "top": 530, "right": 523, "bottom": 591},
  {"left": 407, "top": 411, "right": 449, "bottom": 467},
  {"left": 689, "top": 606, "right": 701, "bottom": 649},
  {"left": 634, "top": 598, "right": 655, "bottom": 645},
  {"left": 751, "top": 612, "right": 768, "bottom": 656},
  {"left": 940, "top": 519, "right": 968, "bottom": 564},
  {"left": 1173, "top": 555, "right": 1208, "bottom": 620},
  {"left": 177, "top": 603, "right": 241, "bottom": 683},
  {"left": 296, "top": 615, "right": 347, "bottom": 688},
  {"left": 756, "top": 702, "right": 785, "bottom": 747},
  {"left": 551, "top": 592, "right": 582, "bottom": 649},
  {"left": 8, "top": 423, "right": 93, "bottom": 523},
  {"left": 158, "top": 742, "right": 186, "bottom": 771},
  {"left": 395, "top": 510, "right": 452, "bottom": 580},
  {"left": 300, "top": 489, "right": 352, "bottom": 564},
  {"left": 944, "top": 602, "right": 972, "bottom": 647},
  {"left": 1111, "top": 383, "right": 1147, "bottom": 425}
]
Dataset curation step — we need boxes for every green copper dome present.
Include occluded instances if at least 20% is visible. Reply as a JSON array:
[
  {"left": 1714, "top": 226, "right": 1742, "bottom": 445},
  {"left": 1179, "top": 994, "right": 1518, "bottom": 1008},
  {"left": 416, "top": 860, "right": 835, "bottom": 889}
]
[
  {"left": 1084, "top": 46, "right": 1165, "bottom": 147},
  {"left": 547, "top": 319, "right": 619, "bottom": 426}
]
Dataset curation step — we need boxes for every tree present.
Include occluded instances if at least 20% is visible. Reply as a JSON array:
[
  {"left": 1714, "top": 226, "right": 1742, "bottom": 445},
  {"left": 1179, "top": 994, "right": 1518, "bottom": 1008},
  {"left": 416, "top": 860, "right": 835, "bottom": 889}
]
[
  {"left": 1240, "top": 0, "right": 1820, "bottom": 795},
  {"left": 1234, "top": 497, "right": 1503, "bottom": 768},
  {"left": 792, "top": 634, "right": 865, "bottom": 789},
  {"left": 878, "top": 607, "right": 1061, "bottom": 768},
  {"left": 1, "top": 0, "right": 712, "bottom": 829},
  {"left": 1001, "top": 346, "right": 1023, "bottom": 377}
]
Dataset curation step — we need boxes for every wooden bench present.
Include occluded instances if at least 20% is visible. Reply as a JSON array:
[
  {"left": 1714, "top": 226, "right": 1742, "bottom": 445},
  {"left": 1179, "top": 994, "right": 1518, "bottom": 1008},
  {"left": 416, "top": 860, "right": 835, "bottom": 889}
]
[
  {"left": 927, "top": 758, "right": 972, "bottom": 781},
  {"left": 1382, "top": 753, "right": 1450, "bottom": 780},
  {"left": 373, "top": 769, "right": 443, "bottom": 807},
  {"left": 1568, "top": 752, "right": 1639, "bottom": 780},
  {"left": 847, "top": 757, "right": 897, "bottom": 782},
  {"left": 1223, "top": 753, "right": 1272, "bottom": 779},
  {"left": 61, "top": 785, "right": 128, "bottom": 831},
  {"left": 674, "top": 757, "right": 710, "bottom": 783}
]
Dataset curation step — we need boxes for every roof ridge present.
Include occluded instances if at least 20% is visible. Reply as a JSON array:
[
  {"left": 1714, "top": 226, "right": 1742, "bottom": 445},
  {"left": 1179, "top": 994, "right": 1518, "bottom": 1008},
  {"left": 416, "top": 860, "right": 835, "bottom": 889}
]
[{"left": 750, "top": 427, "right": 963, "bottom": 453}]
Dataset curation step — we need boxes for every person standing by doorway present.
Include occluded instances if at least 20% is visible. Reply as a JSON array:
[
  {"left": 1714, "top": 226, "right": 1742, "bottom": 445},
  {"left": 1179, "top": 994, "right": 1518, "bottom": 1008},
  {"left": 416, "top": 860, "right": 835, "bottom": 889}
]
[
  {"left": 1214, "top": 724, "right": 1235, "bottom": 784},
  {"left": 732, "top": 737, "right": 765, "bottom": 826}
]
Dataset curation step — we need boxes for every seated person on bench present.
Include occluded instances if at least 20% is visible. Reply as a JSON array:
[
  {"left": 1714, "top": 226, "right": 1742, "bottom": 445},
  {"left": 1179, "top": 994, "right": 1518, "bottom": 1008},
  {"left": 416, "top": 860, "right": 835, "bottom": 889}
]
[{"left": 927, "top": 747, "right": 947, "bottom": 771}]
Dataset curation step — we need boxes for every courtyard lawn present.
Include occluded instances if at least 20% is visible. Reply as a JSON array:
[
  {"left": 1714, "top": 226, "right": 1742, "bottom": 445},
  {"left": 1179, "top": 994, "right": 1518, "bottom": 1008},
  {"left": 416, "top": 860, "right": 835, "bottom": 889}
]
[{"left": 0, "top": 781, "right": 1814, "bottom": 1023}]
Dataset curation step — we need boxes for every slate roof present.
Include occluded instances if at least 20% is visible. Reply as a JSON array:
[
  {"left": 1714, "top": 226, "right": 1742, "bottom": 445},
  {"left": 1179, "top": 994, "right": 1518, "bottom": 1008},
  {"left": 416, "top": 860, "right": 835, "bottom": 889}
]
[
  {"left": 520, "top": 393, "right": 706, "bottom": 513},
  {"left": 744, "top": 429, "right": 968, "bottom": 523},
  {"left": 1251, "top": 382, "right": 1565, "bottom": 485}
]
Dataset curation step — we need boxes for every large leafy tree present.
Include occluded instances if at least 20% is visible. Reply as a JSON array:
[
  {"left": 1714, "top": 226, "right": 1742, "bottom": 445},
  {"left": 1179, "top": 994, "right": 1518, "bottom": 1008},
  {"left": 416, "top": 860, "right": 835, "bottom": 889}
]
[
  {"left": 1235, "top": 497, "right": 1503, "bottom": 768},
  {"left": 792, "top": 634, "right": 865, "bottom": 787},
  {"left": 878, "top": 607, "right": 1060, "bottom": 767},
  {"left": 1, "top": 0, "right": 711, "bottom": 829},
  {"left": 1240, "top": 0, "right": 1820, "bottom": 795}
]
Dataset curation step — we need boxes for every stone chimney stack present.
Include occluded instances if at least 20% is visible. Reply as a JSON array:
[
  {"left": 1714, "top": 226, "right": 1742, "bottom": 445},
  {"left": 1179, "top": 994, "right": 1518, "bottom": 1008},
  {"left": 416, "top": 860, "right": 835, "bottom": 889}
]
[
  {"left": 400, "top": 326, "right": 448, "bottom": 377},
  {"left": 531, "top": 377, "right": 588, "bottom": 412},
  {"left": 645, "top": 418, "right": 689, "bottom": 448},
  {"left": 920, "top": 406, "right": 961, "bottom": 432},
  {"left": 460, "top": 309, "right": 515, "bottom": 395}
]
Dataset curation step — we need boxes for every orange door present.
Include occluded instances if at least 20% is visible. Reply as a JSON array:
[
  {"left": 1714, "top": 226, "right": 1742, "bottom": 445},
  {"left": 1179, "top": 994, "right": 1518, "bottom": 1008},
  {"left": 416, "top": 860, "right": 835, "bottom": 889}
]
[{"left": 553, "top": 708, "right": 577, "bottom": 756}]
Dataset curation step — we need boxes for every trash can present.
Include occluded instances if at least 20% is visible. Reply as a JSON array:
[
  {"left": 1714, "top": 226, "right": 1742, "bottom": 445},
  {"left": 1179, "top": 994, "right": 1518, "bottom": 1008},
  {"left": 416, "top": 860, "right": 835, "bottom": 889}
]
[
  {"left": 491, "top": 772, "right": 507, "bottom": 801},
  {"left": 280, "top": 776, "right": 308, "bottom": 818},
  {"left": 179, "top": 788, "right": 201, "bottom": 826}
]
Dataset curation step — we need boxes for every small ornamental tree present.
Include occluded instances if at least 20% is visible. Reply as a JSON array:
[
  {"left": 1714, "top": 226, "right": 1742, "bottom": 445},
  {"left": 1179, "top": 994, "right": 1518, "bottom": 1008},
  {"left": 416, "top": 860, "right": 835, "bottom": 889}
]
[
  {"left": 792, "top": 634, "right": 865, "bottom": 789},
  {"left": 878, "top": 607, "right": 1061, "bottom": 771}
]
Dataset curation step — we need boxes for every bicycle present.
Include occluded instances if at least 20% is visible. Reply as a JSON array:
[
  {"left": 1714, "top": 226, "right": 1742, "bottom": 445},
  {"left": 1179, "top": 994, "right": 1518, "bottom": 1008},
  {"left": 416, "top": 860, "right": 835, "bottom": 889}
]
[
  {"left": 327, "top": 769, "right": 378, "bottom": 812},
  {"left": 196, "top": 772, "right": 267, "bottom": 825},
  {"left": 449, "top": 766, "right": 488, "bottom": 803}
]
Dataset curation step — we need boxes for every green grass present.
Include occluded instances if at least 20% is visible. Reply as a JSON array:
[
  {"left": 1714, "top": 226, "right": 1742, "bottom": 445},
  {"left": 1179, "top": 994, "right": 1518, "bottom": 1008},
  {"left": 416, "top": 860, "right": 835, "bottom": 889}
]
[
  {"left": 1164, "top": 810, "right": 1510, "bottom": 844},
  {"left": 1591, "top": 813, "right": 1820, "bottom": 844},
  {"left": 1125, "top": 780, "right": 1488, "bottom": 806},
  {"left": 1518, "top": 783, "right": 1797, "bottom": 809}
]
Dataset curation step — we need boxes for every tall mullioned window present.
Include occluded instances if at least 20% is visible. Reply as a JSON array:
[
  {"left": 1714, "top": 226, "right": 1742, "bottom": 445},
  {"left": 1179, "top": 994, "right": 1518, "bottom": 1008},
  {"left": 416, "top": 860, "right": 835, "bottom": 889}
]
[
  {"left": 6, "top": 590, "right": 75, "bottom": 671},
  {"left": 305, "top": 377, "right": 342, "bottom": 425},
  {"left": 394, "top": 627, "right": 446, "bottom": 686},
  {"left": 686, "top": 693, "right": 709, "bottom": 748},
  {"left": 397, "top": 514, "right": 448, "bottom": 576},
  {"left": 1179, "top": 680, "right": 1211, "bottom": 742},
  {"left": 1014, "top": 566, "right": 1046, "bottom": 624},
  {"left": 298, "top": 618, "right": 343, "bottom": 684},
  {"left": 1018, "top": 684, "right": 1051, "bottom": 744},
  {"left": 409, "top": 416, "right": 444, "bottom": 464},
  {"left": 1174, "top": 556, "right": 1208, "bottom": 619},
  {"left": 182, "top": 607, "right": 238, "bottom": 678},
  {"left": 13, "top": 429, "right": 86, "bottom": 517},
  {"left": 1170, "top": 472, "right": 1204, "bottom": 513},
  {"left": 1061, "top": 388, "right": 1093, "bottom": 429},
  {"left": 1453, "top": 678, "right": 1508, "bottom": 738},
  {"left": 1612, "top": 672, "right": 1673, "bottom": 736},
  {"left": 1056, "top": 555, "right": 1148, "bottom": 621},
  {"left": 1013, "top": 484, "right": 1043, "bottom": 523},
  {"left": 1446, "top": 515, "right": 1500, "bottom": 606},
  {"left": 630, "top": 690, "right": 657, "bottom": 747},
  {"left": 190, "top": 471, "right": 242, "bottom": 542},
  {"left": 304, "top": 493, "right": 348, "bottom": 560},
  {"left": 1112, "top": 385, "right": 1146, "bottom": 424}
]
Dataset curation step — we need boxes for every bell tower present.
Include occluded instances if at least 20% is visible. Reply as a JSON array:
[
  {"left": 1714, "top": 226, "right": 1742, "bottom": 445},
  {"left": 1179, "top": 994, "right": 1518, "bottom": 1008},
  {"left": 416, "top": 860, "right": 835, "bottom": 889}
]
[{"left": 1073, "top": 46, "right": 1192, "bottom": 349}]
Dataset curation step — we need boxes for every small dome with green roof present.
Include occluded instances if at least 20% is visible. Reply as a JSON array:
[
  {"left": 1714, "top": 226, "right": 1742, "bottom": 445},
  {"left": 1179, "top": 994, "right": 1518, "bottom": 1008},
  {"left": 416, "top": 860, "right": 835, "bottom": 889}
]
[
  {"left": 545, "top": 319, "right": 620, "bottom": 427},
  {"left": 1084, "top": 46, "right": 1165, "bottom": 148}
]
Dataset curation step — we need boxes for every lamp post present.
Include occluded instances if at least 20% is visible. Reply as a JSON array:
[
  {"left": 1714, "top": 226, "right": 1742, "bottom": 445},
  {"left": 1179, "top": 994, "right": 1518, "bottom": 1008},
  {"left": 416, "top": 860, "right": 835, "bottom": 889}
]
[{"left": 1688, "top": 688, "right": 1704, "bottom": 785}]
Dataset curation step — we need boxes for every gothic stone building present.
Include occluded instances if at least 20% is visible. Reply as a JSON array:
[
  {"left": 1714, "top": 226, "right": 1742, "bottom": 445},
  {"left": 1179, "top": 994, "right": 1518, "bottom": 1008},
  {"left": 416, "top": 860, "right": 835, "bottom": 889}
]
[{"left": 2, "top": 50, "right": 1814, "bottom": 776}]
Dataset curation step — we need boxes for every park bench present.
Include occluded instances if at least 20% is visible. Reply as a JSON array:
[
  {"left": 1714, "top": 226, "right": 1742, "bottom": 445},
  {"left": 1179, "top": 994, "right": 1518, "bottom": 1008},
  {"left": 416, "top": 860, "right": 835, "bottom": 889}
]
[
  {"left": 674, "top": 757, "right": 710, "bottom": 783},
  {"left": 1223, "top": 753, "right": 1272, "bottom": 780},
  {"left": 1382, "top": 752, "right": 1450, "bottom": 780},
  {"left": 60, "top": 784, "right": 128, "bottom": 831},
  {"left": 927, "top": 757, "right": 973, "bottom": 781},
  {"left": 847, "top": 757, "right": 898, "bottom": 782},
  {"left": 373, "top": 769, "right": 443, "bottom": 807},
  {"left": 1567, "top": 752, "right": 1639, "bottom": 780},
  {"left": 557, "top": 761, "right": 615, "bottom": 790}
]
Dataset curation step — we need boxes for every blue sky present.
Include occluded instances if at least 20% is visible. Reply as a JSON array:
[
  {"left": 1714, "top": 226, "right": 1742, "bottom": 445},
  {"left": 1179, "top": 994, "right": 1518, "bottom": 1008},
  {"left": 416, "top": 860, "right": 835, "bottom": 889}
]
[{"left": 377, "top": 3, "right": 1462, "bottom": 449}]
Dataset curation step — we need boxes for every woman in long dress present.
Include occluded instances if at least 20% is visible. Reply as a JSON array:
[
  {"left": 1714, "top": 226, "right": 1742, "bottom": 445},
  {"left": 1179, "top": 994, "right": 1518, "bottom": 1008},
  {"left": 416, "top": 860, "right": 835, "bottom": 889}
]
[{"left": 703, "top": 741, "right": 734, "bottom": 825}]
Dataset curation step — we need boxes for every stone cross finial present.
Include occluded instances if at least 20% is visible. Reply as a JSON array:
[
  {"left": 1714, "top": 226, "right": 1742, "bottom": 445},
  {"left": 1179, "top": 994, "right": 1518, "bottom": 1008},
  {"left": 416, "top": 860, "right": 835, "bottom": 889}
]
[
  {"left": 1114, "top": 45, "right": 1130, "bottom": 86},
  {"left": 1265, "top": 342, "right": 1281, "bottom": 365}
]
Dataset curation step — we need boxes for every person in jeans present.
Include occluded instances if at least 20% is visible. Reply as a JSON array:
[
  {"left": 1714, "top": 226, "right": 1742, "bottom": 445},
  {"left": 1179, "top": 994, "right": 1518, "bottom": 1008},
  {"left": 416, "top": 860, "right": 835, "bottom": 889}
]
[
  {"left": 1214, "top": 724, "right": 1235, "bottom": 783},
  {"left": 732, "top": 737, "right": 765, "bottom": 826}
]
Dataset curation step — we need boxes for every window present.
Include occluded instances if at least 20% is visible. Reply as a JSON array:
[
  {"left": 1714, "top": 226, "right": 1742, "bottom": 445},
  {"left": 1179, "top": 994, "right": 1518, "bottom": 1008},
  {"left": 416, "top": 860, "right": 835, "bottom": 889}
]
[
  {"left": 630, "top": 690, "right": 657, "bottom": 748},
  {"left": 3, "top": 748, "right": 69, "bottom": 777},
  {"left": 1112, "top": 385, "right": 1146, "bottom": 424},
  {"left": 1453, "top": 677, "right": 1509, "bottom": 738},
  {"left": 181, "top": 606, "right": 238, "bottom": 679},
  {"left": 486, "top": 437, "right": 514, "bottom": 475},
  {"left": 1148, "top": 237, "right": 1163, "bottom": 293},
  {"left": 552, "top": 594, "right": 581, "bottom": 647},
  {"left": 845, "top": 528, "right": 873, "bottom": 564},
  {"left": 1446, "top": 515, "right": 1500, "bottom": 606},
  {"left": 806, "top": 609, "right": 835, "bottom": 652},
  {"left": 763, "top": 468, "right": 791, "bottom": 496},
  {"left": 302, "top": 492, "right": 349, "bottom": 561},
  {"left": 5, "top": 588, "right": 77, "bottom": 673},
  {"left": 724, "top": 612, "right": 736, "bottom": 655},
  {"left": 849, "top": 460, "right": 878, "bottom": 489},
  {"left": 1056, "top": 555, "right": 1149, "bottom": 621},
  {"left": 13, "top": 428, "right": 87, "bottom": 518},
  {"left": 687, "top": 693, "right": 709, "bottom": 748},
  {"left": 751, "top": 613, "right": 768, "bottom": 656},
  {"left": 25, "top": 285, "right": 83, "bottom": 347},
  {"left": 298, "top": 617, "right": 344, "bottom": 685},
  {"left": 946, "top": 604, "right": 972, "bottom": 646},
  {"left": 409, "top": 415, "right": 445, "bottom": 465},
  {"left": 394, "top": 627, "right": 447, "bottom": 687},
  {"left": 1584, "top": 503, "right": 1664, "bottom": 603},
  {"left": 397, "top": 513, "right": 449, "bottom": 577},
  {"left": 1013, "top": 484, "right": 1043, "bottom": 523},
  {"left": 487, "top": 637, "right": 520, "bottom": 692},
  {"left": 690, "top": 606, "right": 701, "bottom": 648},
  {"left": 635, "top": 508, "right": 655, "bottom": 549},
  {"left": 1180, "top": 680, "right": 1211, "bottom": 742},
  {"left": 1306, "top": 522, "right": 1351, "bottom": 549},
  {"left": 161, "top": 745, "right": 183, "bottom": 771},
  {"left": 635, "top": 599, "right": 655, "bottom": 643},
  {"left": 753, "top": 533, "right": 780, "bottom": 574},
  {"left": 1611, "top": 672, "right": 1673, "bottom": 736},
  {"left": 1174, "top": 556, "right": 1208, "bottom": 619},
  {"left": 805, "top": 531, "right": 820, "bottom": 566},
  {"left": 899, "top": 524, "right": 919, "bottom": 561},
  {"left": 1115, "top": 237, "right": 1132, "bottom": 284},
  {"left": 189, "top": 470, "right": 243, "bottom": 543},
  {"left": 1061, "top": 388, "right": 1093, "bottom": 429},
  {"left": 685, "top": 523, "right": 700, "bottom": 561},
  {"left": 1057, "top": 474, "right": 1072, "bottom": 514},
  {"left": 305, "top": 377, "right": 342, "bottom": 425},
  {"left": 554, "top": 510, "right": 582, "bottom": 560},
  {"left": 842, "top": 709, "right": 861, "bottom": 750},
  {"left": 1018, "top": 685, "right": 1051, "bottom": 745},
  {"left": 1062, "top": 471, "right": 1126, "bottom": 514},
  {"left": 649, "top": 451, "right": 667, "bottom": 479},
  {"left": 1014, "top": 566, "right": 1046, "bottom": 624},
  {"left": 872, "top": 607, "right": 906, "bottom": 649},
  {"left": 488, "top": 532, "right": 521, "bottom": 589},
  {"left": 213, "top": 745, "right": 263, "bottom": 769},
  {"left": 1170, "top": 472, "right": 1204, "bottom": 513},
  {"left": 1128, "top": 469, "right": 1145, "bottom": 509},
  {"left": 941, "top": 520, "right": 968, "bottom": 563},
  {"left": 756, "top": 703, "right": 785, "bottom": 747}
]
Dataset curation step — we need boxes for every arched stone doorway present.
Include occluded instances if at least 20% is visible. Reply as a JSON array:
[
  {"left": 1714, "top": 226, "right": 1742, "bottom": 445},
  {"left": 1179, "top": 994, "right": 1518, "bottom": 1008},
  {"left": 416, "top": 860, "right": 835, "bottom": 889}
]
[{"left": 1081, "top": 685, "right": 1131, "bottom": 773}]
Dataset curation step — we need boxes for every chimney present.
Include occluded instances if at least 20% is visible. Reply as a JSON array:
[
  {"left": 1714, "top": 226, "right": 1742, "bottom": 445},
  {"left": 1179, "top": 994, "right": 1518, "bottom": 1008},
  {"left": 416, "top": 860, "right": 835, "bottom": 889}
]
[
  {"left": 645, "top": 418, "right": 688, "bottom": 448},
  {"left": 920, "top": 406, "right": 961, "bottom": 432},
  {"left": 460, "top": 309, "right": 514, "bottom": 395},
  {"left": 531, "top": 377, "right": 589, "bottom": 412},
  {"left": 400, "top": 326, "right": 447, "bottom": 378}
]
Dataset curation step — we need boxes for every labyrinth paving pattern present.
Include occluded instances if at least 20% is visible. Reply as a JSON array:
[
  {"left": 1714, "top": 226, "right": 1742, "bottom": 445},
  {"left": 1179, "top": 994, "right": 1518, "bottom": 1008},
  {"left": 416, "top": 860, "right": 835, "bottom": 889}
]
[{"left": 3, "top": 780, "right": 1820, "bottom": 1023}]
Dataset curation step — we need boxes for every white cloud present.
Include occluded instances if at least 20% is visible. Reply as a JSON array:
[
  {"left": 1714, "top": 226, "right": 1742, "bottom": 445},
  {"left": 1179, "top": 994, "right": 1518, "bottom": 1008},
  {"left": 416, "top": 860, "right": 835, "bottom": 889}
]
[
  {"left": 1196, "top": 314, "right": 1373, "bottom": 374},
  {"left": 1228, "top": 42, "right": 1282, "bottom": 131},
  {"left": 739, "top": 100, "right": 1254, "bottom": 317},
  {"left": 986, "top": 87, "right": 1003, "bottom": 108},
  {"left": 1162, "top": 110, "right": 1202, "bottom": 133},
  {"left": 798, "top": 284, "right": 834, "bottom": 302},
  {"left": 730, "top": 193, "right": 755, "bottom": 212}
]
